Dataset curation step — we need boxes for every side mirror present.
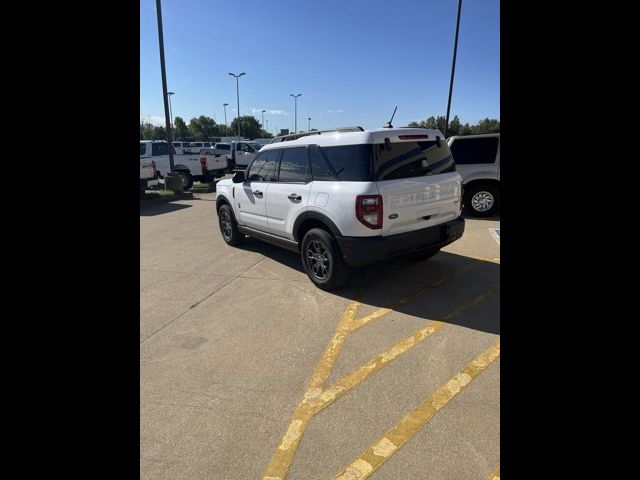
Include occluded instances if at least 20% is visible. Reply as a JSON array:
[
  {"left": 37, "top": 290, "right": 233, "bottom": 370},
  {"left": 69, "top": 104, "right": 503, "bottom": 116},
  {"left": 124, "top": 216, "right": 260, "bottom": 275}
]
[{"left": 232, "top": 171, "right": 245, "bottom": 183}]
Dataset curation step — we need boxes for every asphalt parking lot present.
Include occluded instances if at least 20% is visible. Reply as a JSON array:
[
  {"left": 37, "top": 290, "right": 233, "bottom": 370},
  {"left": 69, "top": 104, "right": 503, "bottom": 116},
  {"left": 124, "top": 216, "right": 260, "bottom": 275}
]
[{"left": 140, "top": 188, "right": 500, "bottom": 480}]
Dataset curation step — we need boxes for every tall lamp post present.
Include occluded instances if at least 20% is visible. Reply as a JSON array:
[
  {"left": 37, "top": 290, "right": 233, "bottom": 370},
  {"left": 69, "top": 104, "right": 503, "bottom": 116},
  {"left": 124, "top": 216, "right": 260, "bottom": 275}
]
[
  {"left": 229, "top": 72, "right": 246, "bottom": 140},
  {"left": 308, "top": 117, "right": 312, "bottom": 131},
  {"left": 167, "top": 91, "right": 175, "bottom": 137},
  {"left": 154, "top": 0, "right": 174, "bottom": 171},
  {"left": 261, "top": 109, "right": 266, "bottom": 132},
  {"left": 290, "top": 93, "right": 302, "bottom": 133},
  {"left": 223, "top": 103, "right": 229, "bottom": 126},
  {"left": 444, "top": 0, "right": 463, "bottom": 137}
]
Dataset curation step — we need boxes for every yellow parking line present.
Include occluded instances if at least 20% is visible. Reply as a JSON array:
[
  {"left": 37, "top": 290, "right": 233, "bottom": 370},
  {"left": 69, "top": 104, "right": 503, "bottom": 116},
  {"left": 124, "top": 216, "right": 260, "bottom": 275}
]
[
  {"left": 489, "top": 464, "right": 500, "bottom": 480},
  {"left": 307, "top": 286, "right": 497, "bottom": 415},
  {"left": 262, "top": 262, "right": 489, "bottom": 480},
  {"left": 332, "top": 341, "right": 500, "bottom": 480}
]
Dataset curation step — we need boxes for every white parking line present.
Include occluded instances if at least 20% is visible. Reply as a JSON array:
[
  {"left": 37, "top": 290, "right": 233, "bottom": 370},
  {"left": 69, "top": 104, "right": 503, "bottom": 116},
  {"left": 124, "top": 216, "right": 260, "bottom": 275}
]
[{"left": 489, "top": 228, "right": 500, "bottom": 245}]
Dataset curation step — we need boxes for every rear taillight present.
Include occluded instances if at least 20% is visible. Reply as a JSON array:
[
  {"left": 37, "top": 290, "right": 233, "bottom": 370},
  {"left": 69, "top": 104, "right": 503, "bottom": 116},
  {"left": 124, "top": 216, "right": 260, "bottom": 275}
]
[
  {"left": 151, "top": 160, "right": 157, "bottom": 176},
  {"left": 200, "top": 157, "right": 208, "bottom": 171},
  {"left": 356, "top": 194, "right": 383, "bottom": 229}
]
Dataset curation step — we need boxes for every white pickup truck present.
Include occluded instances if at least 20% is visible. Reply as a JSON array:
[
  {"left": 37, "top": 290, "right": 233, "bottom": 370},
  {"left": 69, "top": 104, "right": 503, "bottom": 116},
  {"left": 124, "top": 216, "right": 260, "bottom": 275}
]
[
  {"left": 214, "top": 141, "right": 263, "bottom": 170},
  {"left": 139, "top": 158, "right": 159, "bottom": 194},
  {"left": 140, "top": 140, "right": 228, "bottom": 190}
]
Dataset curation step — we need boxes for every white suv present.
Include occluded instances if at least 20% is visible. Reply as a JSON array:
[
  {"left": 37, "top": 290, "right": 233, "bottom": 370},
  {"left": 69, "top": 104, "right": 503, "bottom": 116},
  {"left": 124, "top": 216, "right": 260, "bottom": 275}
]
[
  {"left": 215, "top": 127, "right": 465, "bottom": 289},
  {"left": 447, "top": 133, "right": 500, "bottom": 217}
]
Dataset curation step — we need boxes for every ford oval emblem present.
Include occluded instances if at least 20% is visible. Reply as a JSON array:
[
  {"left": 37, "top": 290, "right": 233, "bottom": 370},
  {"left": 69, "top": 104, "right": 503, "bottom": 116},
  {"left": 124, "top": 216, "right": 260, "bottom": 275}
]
[{"left": 389, "top": 213, "right": 398, "bottom": 219}]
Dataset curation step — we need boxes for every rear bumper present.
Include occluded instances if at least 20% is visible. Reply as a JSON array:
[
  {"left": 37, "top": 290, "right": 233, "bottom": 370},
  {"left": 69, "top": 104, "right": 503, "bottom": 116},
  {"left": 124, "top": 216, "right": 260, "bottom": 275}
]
[{"left": 335, "top": 217, "right": 465, "bottom": 268}]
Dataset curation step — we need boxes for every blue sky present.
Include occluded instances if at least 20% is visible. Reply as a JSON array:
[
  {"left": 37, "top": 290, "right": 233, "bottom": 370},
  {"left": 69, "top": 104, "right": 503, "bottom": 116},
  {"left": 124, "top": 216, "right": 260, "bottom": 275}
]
[{"left": 140, "top": 0, "right": 499, "bottom": 133}]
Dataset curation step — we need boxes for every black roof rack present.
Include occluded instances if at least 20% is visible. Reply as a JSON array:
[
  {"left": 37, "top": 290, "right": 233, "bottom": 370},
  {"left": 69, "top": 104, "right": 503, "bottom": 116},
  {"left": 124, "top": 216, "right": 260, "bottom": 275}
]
[{"left": 269, "top": 126, "right": 365, "bottom": 143}]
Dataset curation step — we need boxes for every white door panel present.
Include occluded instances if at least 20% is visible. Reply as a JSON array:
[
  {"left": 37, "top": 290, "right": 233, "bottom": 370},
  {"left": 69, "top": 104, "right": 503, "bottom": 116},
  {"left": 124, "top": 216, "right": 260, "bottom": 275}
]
[
  {"left": 265, "top": 183, "right": 312, "bottom": 239},
  {"left": 236, "top": 182, "right": 269, "bottom": 231}
]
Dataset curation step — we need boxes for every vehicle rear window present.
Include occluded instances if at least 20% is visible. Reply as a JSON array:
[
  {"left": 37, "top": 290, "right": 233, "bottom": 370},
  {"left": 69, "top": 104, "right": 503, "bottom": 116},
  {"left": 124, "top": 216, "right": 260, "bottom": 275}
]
[
  {"left": 319, "top": 144, "right": 373, "bottom": 181},
  {"left": 449, "top": 137, "right": 499, "bottom": 164},
  {"left": 278, "top": 147, "right": 309, "bottom": 183},
  {"left": 140, "top": 143, "right": 147, "bottom": 156},
  {"left": 151, "top": 143, "right": 169, "bottom": 156},
  {"left": 219, "top": 144, "right": 230, "bottom": 150},
  {"left": 373, "top": 141, "right": 455, "bottom": 180}
]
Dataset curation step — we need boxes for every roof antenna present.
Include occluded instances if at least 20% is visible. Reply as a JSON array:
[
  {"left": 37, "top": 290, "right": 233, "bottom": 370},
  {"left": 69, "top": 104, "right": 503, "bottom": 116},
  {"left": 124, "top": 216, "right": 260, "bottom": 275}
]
[{"left": 383, "top": 106, "right": 397, "bottom": 128}]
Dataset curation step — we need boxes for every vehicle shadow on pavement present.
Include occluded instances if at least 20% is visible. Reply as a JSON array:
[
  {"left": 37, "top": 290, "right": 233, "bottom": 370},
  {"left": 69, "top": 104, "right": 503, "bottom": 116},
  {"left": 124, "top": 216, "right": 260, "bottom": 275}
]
[
  {"left": 139, "top": 202, "right": 192, "bottom": 216},
  {"left": 237, "top": 238, "right": 499, "bottom": 335}
]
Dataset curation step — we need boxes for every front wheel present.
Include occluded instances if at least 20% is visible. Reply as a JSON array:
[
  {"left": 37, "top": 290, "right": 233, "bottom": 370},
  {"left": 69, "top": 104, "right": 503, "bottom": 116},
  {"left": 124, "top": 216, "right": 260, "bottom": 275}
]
[
  {"left": 464, "top": 184, "right": 500, "bottom": 217},
  {"left": 301, "top": 228, "right": 351, "bottom": 290},
  {"left": 218, "top": 204, "right": 245, "bottom": 246}
]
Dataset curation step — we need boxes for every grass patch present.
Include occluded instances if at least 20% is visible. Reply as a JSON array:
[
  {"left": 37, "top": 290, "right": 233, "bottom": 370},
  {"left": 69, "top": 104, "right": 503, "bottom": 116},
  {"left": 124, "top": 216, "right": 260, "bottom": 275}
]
[
  {"left": 141, "top": 189, "right": 179, "bottom": 201},
  {"left": 191, "top": 181, "right": 216, "bottom": 192}
]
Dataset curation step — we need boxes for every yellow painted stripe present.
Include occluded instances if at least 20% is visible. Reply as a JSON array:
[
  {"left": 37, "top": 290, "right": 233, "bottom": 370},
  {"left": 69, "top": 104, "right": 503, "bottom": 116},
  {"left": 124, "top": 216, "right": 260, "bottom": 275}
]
[
  {"left": 261, "top": 299, "right": 362, "bottom": 480},
  {"left": 350, "top": 262, "right": 478, "bottom": 331},
  {"left": 332, "top": 341, "right": 500, "bottom": 480},
  {"left": 489, "top": 464, "right": 500, "bottom": 480},
  {"left": 307, "top": 286, "right": 497, "bottom": 415}
]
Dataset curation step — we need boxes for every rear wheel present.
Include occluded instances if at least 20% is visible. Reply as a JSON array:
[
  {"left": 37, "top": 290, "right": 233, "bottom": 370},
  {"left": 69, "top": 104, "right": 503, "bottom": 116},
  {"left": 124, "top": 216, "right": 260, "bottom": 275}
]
[
  {"left": 301, "top": 228, "right": 351, "bottom": 290},
  {"left": 464, "top": 183, "right": 500, "bottom": 217},
  {"left": 175, "top": 170, "right": 193, "bottom": 191},
  {"left": 218, "top": 204, "right": 245, "bottom": 246}
]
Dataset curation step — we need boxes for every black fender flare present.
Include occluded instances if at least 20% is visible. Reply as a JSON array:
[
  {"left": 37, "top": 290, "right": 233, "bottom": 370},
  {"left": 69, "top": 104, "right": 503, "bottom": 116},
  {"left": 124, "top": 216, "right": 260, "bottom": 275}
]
[{"left": 293, "top": 211, "right": 342, "bottom": 242}]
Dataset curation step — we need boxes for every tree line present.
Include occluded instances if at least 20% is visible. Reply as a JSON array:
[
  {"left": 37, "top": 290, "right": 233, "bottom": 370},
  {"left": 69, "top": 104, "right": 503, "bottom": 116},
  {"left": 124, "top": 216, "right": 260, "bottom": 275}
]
[
  {"left": 407, "top": 116, "right": 500, "bottom": 136},
  {"left": 140, "top": 115, "right": 272, "bottom": 141}
]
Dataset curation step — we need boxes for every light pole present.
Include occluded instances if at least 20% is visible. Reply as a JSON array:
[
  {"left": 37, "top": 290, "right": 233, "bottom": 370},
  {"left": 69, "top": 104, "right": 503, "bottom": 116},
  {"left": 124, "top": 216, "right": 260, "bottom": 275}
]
[
  {"left": 265, "top": 119, "right": 268, "bottom": 134},
  {"left": 261, "top": 109, "right": 266, "bottom": 132},
  {"left": 223, "top": 103, "right": 229, "bottom": 126},
  {"left": 229, "top": 72, "right": 246, "bottom": 140},
  {"left": 154, "top": 0, "right": 174, "bottom": 171},
  {"left": 167, "top": 91, "right": 175, "bottom": 137},
  {"left": 290, "top": 93, "right": 302, "bottom": 133},
  {"left": 308, "top": 117, "right": 311, "bottom": 131},
  {"left": 445, "top": 0, "right": 463, "bottom": 137}
]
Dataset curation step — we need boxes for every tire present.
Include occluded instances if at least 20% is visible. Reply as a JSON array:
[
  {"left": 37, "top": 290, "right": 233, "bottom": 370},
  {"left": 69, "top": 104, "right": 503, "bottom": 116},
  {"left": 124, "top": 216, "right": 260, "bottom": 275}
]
[
  {"left": 464, "top": 183, "right": 500, "bottom": 217},
  {"left": 301, "top": 228, "right": 351, "bottom": 290},
  {"left": 175, "top": 170, "right": 193, "bottom": 191},
  {"left": 218, "top": 204, "right": 245, "bottom": 246}
]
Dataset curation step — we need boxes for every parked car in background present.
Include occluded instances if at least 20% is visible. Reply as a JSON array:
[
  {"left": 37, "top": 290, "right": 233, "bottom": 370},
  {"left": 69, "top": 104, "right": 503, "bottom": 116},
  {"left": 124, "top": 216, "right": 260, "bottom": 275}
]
[
  {"left": 172, "top": 141, "right": 189, "bottom": 154},
  {"left": 183, "top": 141, "right": 213, "bottom": 154},
  {"left": 214, "top": 141, "right": 260, "bottom": 170},
  {"left": 447, "top": 133, "right": 500, "bottom": 217},
  {"left": 215, "top": 127, "right": 464, "bottom": 289},
  {"left": 252, "top": 138, "right": 272, "bottom": 146},
  {"left": 140, "top": 140, "right": 223, "bottom": 190}
]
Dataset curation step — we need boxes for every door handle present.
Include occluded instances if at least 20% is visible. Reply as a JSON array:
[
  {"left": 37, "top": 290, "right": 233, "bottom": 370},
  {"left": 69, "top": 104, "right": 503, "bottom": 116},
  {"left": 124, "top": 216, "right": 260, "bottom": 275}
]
[
  {"left": 287, "top": 193, "right": 302, "bottom": 201},
  {"left": 252, "top": 190, "right": 263, "bottom": 197}
]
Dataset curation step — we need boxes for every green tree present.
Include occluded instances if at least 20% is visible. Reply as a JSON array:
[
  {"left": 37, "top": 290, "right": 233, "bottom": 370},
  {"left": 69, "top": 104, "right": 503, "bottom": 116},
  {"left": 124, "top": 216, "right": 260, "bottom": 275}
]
[
  {"left": 229, "top": 115, "right": 263, "bottom": 139},
  {"left": 472, "top": 118, "right": 500, "bottom": 134},
  {"left": 174, "top": 116, "right": 189, "bottom": 140},
  {"left": 151, "top": 126, "right": 166, "bottom": 140},
  {"left": 140, "top": 122, "right": 155, "bottom": 140},
  {"left": 448, "top": 116, "right": 462, "bottom": 136},
  {"left": 188, "top": 115, "right": 221, "bottom": 140}
]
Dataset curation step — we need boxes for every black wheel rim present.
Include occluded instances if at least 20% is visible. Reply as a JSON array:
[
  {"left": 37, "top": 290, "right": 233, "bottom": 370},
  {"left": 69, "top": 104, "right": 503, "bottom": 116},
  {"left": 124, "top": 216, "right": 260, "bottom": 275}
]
[
  {"left": 179, "top": 173, "right": 188, "bottom": 187},
  {"left": 306, "top": 239, "right": 331, "bottom": 281},
  {"left": 220, "top": 211, "right": 232, "bottom": 239}
]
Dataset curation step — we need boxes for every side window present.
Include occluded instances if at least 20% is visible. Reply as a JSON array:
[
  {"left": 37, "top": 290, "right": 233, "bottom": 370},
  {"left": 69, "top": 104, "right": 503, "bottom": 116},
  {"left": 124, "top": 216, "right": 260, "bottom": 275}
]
[
  {"left": 140, "top": 143, "right": 147, "bottom": 156},
  {"left": 278, "top": 147, "right": 309, "bottom": 183},
  {"left": 309, "top": 145, "right": 334, "bottom": 180},
  {"left": 449, "top": 137, "right": 499, "bottom": 164},
  {"left": 203, "top": 142, "right": 211, "bottom": 147},
  {"left": 151, "top": 143, "right": 168, "bottom": 156},
  {"left": 246, "top": 150, "right": 279, "bottom": 181}
]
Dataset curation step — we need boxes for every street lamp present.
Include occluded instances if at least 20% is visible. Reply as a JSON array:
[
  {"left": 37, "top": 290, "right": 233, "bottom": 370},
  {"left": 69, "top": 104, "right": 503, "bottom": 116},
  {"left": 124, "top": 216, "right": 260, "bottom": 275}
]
[
  {"left": 445, "top": 0, "right": 463, "bottom": 137},
  {"left": 223, "top": 103, "right": 229, "bottom": 126},
  {"left": 154, "top": 0, "right": 174, "bottom": 171},
  {"left": 167, "top": 91, "right": 175, "bottom": 136},
  {"left": 261, "top": 109, "right": 266, "bottom": 132},
  {"left": 265, "top": 119, "right": 268, "bottom": 134},
  {"left": 308, "top": 117, "right": 311, "bottom": 131},
  {"left": 290, "top": 93, "right": 302, "bottom": 133},
  {"left": 229, "top": 72, "right": 246, "bottom": 140}
]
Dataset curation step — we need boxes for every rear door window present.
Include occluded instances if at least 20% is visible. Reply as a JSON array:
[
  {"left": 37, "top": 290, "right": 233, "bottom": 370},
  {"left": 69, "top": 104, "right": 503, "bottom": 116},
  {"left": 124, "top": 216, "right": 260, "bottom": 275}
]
[
  {"left": 319, "top": 144, "right": 373, "bottom": 181},
  {"left": 277, "top": 147, "right": 309, "bottom": 183},
  {"left": 140, "top": 143, "right": 147, "bottom": 156},
  {"left": 449, "top": 137, "right": 499, "bottom": 164},
  {"left": 151, "top": 143, "right": 169, "bottom": 156},
  {"left": 373, "top": 141, "right": 455, "bottom": 180},
  {"left": 309, "top": 145, "right": 334, "bottom": 181}
]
